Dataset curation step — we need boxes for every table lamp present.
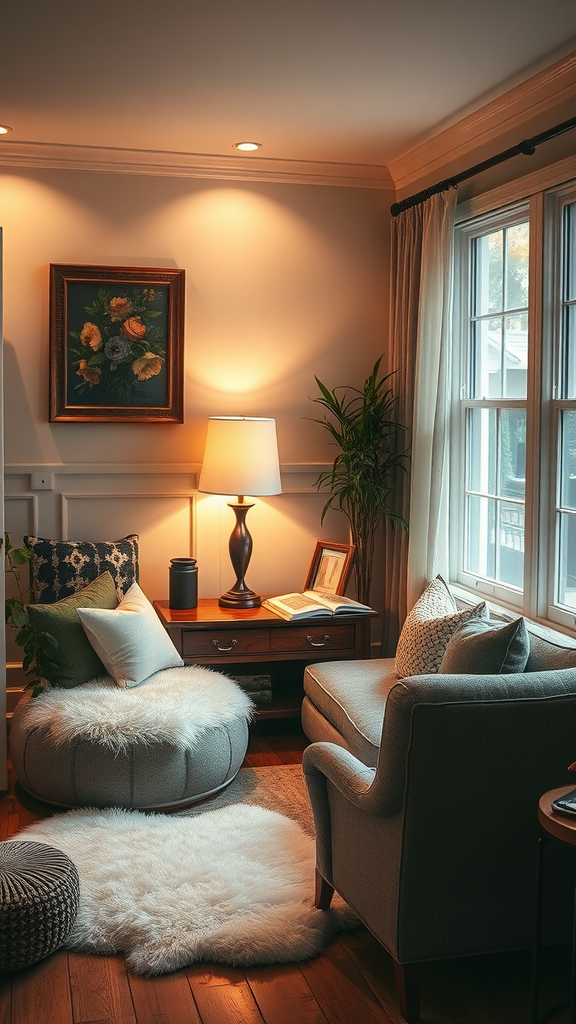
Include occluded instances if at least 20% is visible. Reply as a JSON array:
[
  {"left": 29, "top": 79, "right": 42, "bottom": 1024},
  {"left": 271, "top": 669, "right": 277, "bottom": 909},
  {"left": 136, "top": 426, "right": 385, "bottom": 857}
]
[{"left": 198, "top": 416, "right": 282, "bottom": 608}]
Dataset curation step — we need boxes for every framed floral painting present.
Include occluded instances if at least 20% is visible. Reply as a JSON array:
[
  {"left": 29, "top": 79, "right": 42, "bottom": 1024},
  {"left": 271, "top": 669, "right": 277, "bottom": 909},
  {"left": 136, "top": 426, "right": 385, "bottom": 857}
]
[{"left": 49, "top": 264, "right": 185, "bottom": 422}]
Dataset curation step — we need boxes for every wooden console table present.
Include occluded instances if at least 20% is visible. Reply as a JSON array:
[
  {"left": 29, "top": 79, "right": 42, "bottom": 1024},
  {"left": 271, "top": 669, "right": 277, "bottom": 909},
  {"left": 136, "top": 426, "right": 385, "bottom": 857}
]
[{"left": 154, "top": 599, "right": 375, "bottom": 720}]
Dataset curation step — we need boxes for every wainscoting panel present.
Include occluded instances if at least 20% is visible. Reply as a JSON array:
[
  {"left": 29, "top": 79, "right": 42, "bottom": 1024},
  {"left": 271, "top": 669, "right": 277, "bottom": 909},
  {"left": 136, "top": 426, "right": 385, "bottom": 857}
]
[
  {"left": 5, "top": 492, "right": 39, "bottom": 693},
  {"left": 61, "top": 492, "right": 195, "bottom": 600},
  {"left": 5, "top": 492, "right": 38, "bottom": 538}
]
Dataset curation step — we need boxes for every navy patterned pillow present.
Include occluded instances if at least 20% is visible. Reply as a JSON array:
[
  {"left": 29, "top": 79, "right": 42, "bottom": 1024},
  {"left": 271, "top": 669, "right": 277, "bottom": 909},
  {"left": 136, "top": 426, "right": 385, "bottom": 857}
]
[{"left": 24, "top": 535, "right": 139, "bottom": 604}]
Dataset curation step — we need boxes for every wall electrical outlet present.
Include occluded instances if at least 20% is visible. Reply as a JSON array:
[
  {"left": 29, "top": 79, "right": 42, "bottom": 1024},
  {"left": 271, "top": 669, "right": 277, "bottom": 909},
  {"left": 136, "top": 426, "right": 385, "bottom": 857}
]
[{"left": 31, "top": 472, "right": 54, "bottom": 490}]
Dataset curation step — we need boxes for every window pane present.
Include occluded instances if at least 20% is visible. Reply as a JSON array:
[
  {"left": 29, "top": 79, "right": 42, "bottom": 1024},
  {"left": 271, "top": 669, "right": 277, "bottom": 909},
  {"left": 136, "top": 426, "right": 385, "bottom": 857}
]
[
  {"left": 560, "top": 410, "right": 576, "bottom": 509},
  {"left": 471, "top": 318, "right": 503, "bottom": 398},
  {"left": 505, "top": 222, "right": 529, "bottom": 311},
  {"left": 466, "top": 495, "right": 495, "bottom": 578},
  {"left": 504, "top": 312, "right": 528, "bottom": 398},
  {"left": 473, "top": 231, "right": 502, "bottom": 317},
  {"left": 467, "top": 408, "right": 496, "bottom": 494},
  {"left": 562, "top": 304, "right": 576, "bottom": 400},
  {"left": 466, "top": 496, "right": 524, "bottom": 588},
  {"left": 564, "top": 202, "right": 576, "bottom": 302},
  {"left": 557, "top": 512, "right": 576, "bottom": 609},
  {"left": 498, "top": 502, "right": 524, "bottom": 590},
  {"left": 500, "top": 409, "right": 526, "bottom": 500}
]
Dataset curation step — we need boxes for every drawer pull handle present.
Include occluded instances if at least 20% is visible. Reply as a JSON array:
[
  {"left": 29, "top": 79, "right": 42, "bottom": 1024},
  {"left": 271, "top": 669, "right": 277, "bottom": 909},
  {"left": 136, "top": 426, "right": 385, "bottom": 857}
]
[
  {"left": 306, "top": 634, "right": 330, "bottom": 647},
  {"left": 211, "top": 638, "right": 238, "bottom": 652}
]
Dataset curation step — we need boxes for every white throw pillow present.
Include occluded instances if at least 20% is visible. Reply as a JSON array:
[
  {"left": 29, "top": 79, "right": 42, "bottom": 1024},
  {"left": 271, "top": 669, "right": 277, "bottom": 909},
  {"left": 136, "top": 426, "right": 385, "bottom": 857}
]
[
  {"left": 395, "top": 575, "right": 488, "bottom": 678},
  {"left": 77, "top": 582, "right": 184, "bottom": 688}
]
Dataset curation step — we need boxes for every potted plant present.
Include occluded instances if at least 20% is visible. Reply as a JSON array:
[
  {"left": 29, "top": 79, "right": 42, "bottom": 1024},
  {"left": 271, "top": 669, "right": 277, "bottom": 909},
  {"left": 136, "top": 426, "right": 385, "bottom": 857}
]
[
  {"left": 3, "top": 534, "right": 58, "bottom": 695},
  {"left": 311, "top": 355, "right": 409, "bottom": 606}
]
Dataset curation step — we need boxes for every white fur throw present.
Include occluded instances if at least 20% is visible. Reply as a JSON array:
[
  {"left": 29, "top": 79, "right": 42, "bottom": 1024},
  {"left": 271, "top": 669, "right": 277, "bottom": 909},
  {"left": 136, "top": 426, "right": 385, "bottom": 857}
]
[
  {"left": 20, "top": 666, "right": 253, "bottom": 754},
  {"left": 15, "top": 804, "right": 357, "bottom": 974}
]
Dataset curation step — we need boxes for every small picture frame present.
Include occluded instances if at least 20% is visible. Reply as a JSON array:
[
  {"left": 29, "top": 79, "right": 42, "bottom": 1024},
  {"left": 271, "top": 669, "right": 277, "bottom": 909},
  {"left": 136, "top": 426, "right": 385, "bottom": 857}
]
[
  {"left": 50, "top": 264, "right": 185, "bottom": 422},
  {"left": 304, "top": 540, "right": 355, "bottom": 596}
]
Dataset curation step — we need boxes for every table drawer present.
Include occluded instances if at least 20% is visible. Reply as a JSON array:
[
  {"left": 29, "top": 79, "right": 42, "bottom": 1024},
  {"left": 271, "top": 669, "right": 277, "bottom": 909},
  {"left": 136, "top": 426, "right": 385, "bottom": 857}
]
[
  {"left": 182, "top": 628, "right": 270, "bottom": 658},
  {"left": 270, "top": 623, "right": 355, "bottom": 655}
]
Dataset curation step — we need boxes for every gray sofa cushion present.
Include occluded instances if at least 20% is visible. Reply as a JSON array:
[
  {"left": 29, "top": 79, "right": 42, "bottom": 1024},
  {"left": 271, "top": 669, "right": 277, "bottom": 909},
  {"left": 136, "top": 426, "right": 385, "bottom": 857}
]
[
  {"left": 395, "top": 575, "right": 488, "bottom": 678},
  {"left": 303, "top": 658, "right": 397, "bottom": 765}
]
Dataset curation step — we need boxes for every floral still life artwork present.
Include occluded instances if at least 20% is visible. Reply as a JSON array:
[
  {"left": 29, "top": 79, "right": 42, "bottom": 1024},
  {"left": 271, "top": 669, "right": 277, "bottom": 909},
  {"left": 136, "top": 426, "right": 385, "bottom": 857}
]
[{"left": 50, "top": 265, "right": 185, "bottom": 422}]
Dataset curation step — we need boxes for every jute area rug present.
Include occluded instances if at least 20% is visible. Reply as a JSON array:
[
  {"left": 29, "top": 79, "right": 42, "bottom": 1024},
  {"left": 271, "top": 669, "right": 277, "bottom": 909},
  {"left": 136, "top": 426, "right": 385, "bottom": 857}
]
[
  {"left": 183, "top": 763, "right": 315, "bottom": 833},
  {"left": 15, "top": 765, "right": 356, "bottom": 975}
]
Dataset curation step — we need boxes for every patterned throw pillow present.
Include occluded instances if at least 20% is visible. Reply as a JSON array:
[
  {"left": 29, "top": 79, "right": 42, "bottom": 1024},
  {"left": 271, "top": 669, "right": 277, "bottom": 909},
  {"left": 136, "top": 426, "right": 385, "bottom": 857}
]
[
  {"left": 395, "top": 575, "right": 488, "bottom": 678},
  {"left": 24, "top": 535, "right": 139, "bottom": 604}
]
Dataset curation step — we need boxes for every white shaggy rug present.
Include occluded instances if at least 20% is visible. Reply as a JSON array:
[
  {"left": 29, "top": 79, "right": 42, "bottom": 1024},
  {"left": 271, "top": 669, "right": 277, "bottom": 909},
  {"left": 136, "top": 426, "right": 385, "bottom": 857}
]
[
  {"left": 18, "top": 665, "right": 253, "bottom": 753},
  {"left": 15, "top": 803, "right": 356, "bottom": 974}
]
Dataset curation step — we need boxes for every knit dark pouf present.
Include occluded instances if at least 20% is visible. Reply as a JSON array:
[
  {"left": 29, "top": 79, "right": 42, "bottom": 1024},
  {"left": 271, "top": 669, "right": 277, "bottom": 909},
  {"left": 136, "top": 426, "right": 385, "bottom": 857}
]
[{"left": 0, "top": 840, "right": 80, "bottom": 971}]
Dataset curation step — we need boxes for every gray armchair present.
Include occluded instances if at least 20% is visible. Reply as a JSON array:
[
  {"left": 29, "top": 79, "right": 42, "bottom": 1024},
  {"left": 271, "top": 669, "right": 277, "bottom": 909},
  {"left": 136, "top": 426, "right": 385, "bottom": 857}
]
[{"left": 302, "top": 658, "right": 576, "bottom": 1022}]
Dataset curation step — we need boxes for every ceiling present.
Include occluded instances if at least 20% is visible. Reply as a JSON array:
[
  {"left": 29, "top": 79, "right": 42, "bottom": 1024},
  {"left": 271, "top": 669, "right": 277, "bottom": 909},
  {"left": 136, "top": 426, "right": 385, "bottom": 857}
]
[{"left": 2, "top": 0, "right": 576, "bottom": 170}]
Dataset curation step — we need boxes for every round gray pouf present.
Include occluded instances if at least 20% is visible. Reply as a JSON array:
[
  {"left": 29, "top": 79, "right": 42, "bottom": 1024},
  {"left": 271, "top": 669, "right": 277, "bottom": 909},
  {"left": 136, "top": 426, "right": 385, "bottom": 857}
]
[
  {"left": 10, "top": 689, "right": 250, "bottom": 811},
  {"left": 0, "top": 840, "right": 80, "bottom": 971}
]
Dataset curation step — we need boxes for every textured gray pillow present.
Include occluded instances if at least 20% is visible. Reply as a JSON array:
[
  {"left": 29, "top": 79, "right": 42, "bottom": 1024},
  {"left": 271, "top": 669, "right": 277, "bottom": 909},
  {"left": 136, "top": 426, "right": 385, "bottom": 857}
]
[
  {"left": 439, "top": 617, "right": 530, "bottom": 675},
  {"left": 395, "top": 575, "right": 488, "bottom": 678}
]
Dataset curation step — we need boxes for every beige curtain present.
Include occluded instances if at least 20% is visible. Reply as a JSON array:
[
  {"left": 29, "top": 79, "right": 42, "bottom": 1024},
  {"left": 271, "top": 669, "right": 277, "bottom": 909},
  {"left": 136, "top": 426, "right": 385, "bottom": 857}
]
[{"left": 381, "top": 190, "right": 456, "bottom": 655}]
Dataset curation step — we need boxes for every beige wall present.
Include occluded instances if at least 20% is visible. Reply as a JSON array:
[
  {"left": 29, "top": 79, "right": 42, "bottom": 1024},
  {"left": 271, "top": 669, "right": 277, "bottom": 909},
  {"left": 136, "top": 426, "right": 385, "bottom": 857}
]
[
  {"left": 2, "top": 166, "right": 393, "bottom": 700},
  {"left": 2, "top": 169, "right": 390, "bottom": 465}
]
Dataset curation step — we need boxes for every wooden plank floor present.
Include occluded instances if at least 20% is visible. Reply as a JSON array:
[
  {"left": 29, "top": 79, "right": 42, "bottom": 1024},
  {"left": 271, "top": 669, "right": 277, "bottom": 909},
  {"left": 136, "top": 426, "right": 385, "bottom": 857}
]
[{"left": 0, "top": 721, "right": 571, "bottom": 1024}]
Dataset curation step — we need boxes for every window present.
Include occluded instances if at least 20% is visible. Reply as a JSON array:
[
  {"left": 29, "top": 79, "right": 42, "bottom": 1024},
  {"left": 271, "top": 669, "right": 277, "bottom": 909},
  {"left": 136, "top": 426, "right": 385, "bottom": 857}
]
[{"left": 451, "top": 181, "right": 576, "bottom": 632}]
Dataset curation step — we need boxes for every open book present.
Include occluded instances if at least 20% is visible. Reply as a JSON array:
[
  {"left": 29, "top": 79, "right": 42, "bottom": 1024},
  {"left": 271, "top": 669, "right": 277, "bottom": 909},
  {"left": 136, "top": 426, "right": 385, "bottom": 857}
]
[{"left": 262, "top": 590, "right": 374, "bottom": 621}]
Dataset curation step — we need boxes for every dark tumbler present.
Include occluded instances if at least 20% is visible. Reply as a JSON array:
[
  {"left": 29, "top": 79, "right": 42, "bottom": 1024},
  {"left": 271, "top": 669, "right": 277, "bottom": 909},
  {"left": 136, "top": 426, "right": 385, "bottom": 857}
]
[{"left": 169, "top": 557, "right": 198, "bottom": 609}]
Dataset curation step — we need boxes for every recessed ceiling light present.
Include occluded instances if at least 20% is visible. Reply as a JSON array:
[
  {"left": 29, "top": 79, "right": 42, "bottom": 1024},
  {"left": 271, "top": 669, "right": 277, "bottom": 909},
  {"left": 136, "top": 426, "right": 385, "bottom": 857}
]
[
  {"left": 233, "top": 142, "right": 261, "bottom": 152},
  {"left": 0, "top": 124, "right": 13, "bottom": 135}
]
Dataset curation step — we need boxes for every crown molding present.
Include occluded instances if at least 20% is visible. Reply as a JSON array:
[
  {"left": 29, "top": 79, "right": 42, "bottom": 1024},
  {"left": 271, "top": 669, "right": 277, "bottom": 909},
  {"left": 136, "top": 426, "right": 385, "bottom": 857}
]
[
  {"left": 0, "top": 140, "right": 395, "bottom": 191},
  {"left": 389, "top": 50, "right": 576, "bottom": 194}
]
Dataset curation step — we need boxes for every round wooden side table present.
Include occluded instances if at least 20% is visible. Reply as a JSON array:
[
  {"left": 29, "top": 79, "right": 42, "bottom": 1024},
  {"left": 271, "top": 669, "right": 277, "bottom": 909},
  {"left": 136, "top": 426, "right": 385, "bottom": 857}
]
[{"left": 531, "top": 786, "right": 576, "bottom": 1024}]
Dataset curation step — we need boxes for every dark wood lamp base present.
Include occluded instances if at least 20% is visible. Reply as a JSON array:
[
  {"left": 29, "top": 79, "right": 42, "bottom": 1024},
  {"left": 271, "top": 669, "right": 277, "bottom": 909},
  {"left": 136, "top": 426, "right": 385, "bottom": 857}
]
[{"left": 220, "top": 499, "right": 261, "bottom": 608}]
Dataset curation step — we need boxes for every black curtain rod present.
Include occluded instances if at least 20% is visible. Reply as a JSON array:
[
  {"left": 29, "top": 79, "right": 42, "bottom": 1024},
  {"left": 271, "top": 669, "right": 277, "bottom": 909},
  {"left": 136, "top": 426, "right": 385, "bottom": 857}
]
[{"left": 390, "top": 114, "right": 576, "bottom": 217}]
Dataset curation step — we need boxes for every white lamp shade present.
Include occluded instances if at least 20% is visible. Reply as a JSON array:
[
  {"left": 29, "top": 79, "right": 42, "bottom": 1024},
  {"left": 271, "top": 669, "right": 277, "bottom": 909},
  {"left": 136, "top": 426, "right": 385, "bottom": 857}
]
[{"left": 198, "top": 417, "right": 282, "bottom": 497}]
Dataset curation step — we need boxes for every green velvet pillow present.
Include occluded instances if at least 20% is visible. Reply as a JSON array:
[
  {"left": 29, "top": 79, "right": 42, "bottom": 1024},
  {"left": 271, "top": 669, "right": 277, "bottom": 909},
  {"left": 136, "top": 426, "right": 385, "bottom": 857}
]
[
  {"left": 27, "top": 571, "right": 119, "bottom": 688},
  {"left": 438, "top": 616, "right": 530, "bottom": 675}
]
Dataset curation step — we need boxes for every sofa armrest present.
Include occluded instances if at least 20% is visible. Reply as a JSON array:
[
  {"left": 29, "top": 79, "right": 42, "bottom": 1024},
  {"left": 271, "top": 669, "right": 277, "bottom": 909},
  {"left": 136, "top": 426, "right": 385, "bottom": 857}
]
[
  {"left": 302, "top": 742, "right": 376, "bottom": 882},
  {"left": 303, "top": 741, "right": 375, "bottom": 800}
]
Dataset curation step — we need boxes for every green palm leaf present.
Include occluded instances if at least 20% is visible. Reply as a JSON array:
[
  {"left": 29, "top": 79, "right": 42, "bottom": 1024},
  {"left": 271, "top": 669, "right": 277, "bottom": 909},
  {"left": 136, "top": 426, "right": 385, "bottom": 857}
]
[{"left": 310, "top": 357, "right": 409, "bottom": 604}]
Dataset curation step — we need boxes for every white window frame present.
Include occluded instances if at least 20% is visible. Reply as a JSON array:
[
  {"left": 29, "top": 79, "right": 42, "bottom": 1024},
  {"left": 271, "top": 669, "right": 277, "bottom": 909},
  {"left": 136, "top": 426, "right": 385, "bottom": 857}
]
[
  {"left": 450, "top": 180, "right": 576, "bottom": 636},
  {"left": 544, "top": 182, "right": 576, "bottom": 631}
]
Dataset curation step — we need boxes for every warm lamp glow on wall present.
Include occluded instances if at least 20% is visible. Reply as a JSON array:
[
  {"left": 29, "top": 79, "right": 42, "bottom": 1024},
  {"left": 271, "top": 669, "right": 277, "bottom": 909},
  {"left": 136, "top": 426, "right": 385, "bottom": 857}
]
[{"left": 198, "top": 416, "right": 281, "bottom": 608}]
